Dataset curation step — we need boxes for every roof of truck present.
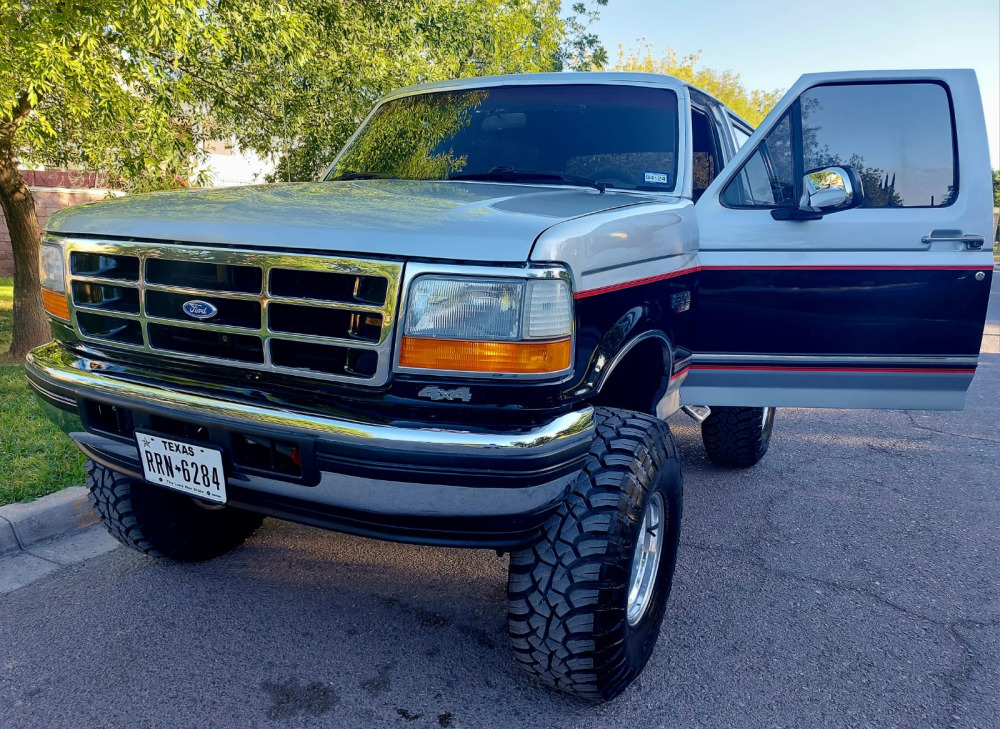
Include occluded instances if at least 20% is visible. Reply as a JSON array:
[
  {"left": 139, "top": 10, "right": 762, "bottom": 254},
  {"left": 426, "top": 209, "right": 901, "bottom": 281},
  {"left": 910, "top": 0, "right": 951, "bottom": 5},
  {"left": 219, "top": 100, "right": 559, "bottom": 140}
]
[{"left": 384, "top": 71, "right": 726, "bottom": 107}]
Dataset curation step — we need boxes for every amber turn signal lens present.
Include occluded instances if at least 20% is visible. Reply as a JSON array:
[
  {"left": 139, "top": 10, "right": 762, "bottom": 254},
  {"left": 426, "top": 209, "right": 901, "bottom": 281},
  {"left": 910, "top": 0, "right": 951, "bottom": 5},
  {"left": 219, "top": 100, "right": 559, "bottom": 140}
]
[
  {"left": 399, "top": 336, "right": 572, "bottom": 374},
  {"left": 42, "top": 287, "right": 70, "bottom": 320}
]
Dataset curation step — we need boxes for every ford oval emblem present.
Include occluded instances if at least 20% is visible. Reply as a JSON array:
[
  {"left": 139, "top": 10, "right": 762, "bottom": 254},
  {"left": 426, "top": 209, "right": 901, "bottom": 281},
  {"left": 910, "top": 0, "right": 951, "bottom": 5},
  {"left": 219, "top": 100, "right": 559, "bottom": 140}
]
[{"left": 181, "top": 300, "right": 218, "bottom": 320}]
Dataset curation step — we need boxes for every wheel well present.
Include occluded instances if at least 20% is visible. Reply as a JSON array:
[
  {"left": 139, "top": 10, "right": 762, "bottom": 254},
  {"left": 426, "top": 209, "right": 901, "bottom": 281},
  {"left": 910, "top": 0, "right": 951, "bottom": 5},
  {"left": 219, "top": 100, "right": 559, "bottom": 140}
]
[{"left": 592, "top": 338, "right": 670, "bottom": 415}]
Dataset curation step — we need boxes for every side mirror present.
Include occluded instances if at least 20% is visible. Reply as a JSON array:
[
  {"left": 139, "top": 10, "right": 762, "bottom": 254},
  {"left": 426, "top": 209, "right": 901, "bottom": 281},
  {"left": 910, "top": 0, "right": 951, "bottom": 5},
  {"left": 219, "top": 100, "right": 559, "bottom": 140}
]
[
  {"left": 804, "top": 166, "right": 862, "bottom": 211},
  {"left": 771, "top": 165, "right": 864, "bottom": 221}
]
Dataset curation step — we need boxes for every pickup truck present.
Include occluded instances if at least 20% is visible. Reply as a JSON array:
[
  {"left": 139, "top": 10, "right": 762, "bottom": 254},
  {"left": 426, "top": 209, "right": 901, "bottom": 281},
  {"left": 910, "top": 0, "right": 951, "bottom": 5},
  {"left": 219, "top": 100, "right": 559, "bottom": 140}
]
[{"left": 26, "top": 70, "right": 995, "bottom": 701}]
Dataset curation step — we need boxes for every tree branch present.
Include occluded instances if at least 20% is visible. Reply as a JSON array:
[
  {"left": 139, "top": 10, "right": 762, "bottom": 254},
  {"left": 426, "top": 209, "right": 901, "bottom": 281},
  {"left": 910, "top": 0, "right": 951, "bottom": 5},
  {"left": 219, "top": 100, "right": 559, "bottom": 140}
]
[
  {"left": 3, "top": 90, "right": 35, "bottom": 127},
  {"left": 144, "top": 49, "right": 275, "bottom": 123}
]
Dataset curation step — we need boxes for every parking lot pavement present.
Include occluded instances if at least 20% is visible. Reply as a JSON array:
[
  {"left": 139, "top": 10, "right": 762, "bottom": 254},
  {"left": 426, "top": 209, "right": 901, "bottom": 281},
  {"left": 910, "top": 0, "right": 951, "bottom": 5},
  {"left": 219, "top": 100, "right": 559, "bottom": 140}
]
[{"left": 1, "top": 287, "right": 997, "bottom": 729}]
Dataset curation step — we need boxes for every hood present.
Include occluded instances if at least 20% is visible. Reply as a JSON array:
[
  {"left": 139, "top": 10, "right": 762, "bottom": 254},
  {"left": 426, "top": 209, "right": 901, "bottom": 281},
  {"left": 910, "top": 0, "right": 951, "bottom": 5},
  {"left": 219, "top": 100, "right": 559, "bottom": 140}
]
[{"left": 47, "top": 180, "right": 665, "bottom": 262}]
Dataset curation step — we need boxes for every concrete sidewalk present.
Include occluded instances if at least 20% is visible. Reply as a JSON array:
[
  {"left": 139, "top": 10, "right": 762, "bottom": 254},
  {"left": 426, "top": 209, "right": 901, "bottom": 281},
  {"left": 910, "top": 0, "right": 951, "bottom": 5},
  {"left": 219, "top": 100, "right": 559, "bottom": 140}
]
[{"left": 0, "top": 488, "right": 118, "bottom": 594}]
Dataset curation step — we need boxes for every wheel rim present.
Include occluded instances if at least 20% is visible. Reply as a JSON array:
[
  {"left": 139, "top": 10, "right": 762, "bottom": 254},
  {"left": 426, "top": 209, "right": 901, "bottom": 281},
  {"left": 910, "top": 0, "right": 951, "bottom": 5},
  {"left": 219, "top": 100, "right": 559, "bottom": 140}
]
[
  {"left": 761, "top": 406, "right": 773, "bottom": 429},
  {"left": 627, "top": 492, "right": 666, "bottom": 626}
]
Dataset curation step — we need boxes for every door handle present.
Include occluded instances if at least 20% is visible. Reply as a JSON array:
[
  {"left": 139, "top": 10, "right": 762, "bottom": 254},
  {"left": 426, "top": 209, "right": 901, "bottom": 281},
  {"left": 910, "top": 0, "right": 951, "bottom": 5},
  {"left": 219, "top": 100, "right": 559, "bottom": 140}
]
[{"left": 921, "top": 233, "right": 985, "bottom": 250}]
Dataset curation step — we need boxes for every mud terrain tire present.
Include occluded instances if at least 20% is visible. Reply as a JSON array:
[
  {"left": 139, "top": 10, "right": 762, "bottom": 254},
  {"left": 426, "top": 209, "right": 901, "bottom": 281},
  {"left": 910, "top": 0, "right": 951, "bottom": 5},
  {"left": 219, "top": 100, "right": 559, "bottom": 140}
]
[
  {"left": 700, "top": 406, "right": 775, "bottom": 468},
  {"left": 86, "top": 460, "right": 263, "bottom": 562},
  {"left": 506, "top": 408, "right": 683, "bottom": 701}
]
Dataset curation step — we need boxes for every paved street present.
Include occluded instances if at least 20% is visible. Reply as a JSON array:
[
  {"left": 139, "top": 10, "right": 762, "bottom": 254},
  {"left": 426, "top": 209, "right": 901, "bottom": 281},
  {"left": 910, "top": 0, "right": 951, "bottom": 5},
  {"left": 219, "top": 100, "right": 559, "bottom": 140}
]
[{"left": 1, "top": 284, "right": 998, "bottom": 729}]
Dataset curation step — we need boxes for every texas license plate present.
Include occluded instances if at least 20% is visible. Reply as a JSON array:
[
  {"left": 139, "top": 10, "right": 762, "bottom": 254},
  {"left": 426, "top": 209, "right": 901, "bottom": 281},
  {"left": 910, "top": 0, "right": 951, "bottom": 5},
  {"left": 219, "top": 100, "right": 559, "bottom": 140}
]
[{"left": 136, "top": 432, "right": 227, "bottom": 504}]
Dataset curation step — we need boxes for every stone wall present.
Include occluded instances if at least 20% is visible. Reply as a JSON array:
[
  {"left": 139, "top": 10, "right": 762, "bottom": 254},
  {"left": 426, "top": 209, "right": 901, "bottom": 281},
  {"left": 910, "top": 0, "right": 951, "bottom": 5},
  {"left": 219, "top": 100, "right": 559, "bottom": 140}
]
[{"left": 0, "top": 186, "right": 111, "bottom": 277}]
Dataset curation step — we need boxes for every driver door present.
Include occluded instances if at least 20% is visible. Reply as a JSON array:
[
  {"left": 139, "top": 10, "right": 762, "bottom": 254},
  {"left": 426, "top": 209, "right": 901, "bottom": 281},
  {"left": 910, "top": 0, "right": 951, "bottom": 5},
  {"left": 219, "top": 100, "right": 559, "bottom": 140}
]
[{"left": 683, "top": 69, "right": 995, "bottom": 410}]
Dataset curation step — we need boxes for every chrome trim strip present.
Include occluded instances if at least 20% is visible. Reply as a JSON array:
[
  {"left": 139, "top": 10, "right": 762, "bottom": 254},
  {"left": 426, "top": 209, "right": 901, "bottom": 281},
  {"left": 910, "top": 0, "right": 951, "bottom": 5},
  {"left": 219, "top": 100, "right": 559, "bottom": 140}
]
[
  {"left": 690, "top": 353, "right": 979, "bottom": 366},
  {"left": 60, "top": 237, "right": 403, "bottom": 386},
  {"left": 26, "top": 343, "right": 596, "bottom": 453}
]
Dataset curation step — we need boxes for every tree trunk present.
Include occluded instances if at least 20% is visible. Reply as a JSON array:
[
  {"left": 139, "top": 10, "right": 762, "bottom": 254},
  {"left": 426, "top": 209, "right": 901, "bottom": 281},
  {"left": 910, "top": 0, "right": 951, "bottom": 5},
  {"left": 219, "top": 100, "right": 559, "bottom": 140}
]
[{"left": 0, "top": 125, "right": 49, "bottom": 361}]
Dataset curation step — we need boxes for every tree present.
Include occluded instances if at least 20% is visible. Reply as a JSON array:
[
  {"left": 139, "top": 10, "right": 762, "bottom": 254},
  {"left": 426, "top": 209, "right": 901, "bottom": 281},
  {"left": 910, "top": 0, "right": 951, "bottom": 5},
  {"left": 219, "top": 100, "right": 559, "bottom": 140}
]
[
  {"left": 2, "top": 1, "right": 593, "bottom": 358},
  {"left": 555, "top": 0, "right": 609, "bottom": 71},
  {"left": 184, "top": 0, "right": 571, "bottom": 183},
  {"left": 614, "top": 41, "right": 783, "bottom": 126},
  {"left": 993, "top": 169, "right": 1000, "bottom": 207},
  {"left": 0, "top": 0, "right": 228, "bottom": 359}
]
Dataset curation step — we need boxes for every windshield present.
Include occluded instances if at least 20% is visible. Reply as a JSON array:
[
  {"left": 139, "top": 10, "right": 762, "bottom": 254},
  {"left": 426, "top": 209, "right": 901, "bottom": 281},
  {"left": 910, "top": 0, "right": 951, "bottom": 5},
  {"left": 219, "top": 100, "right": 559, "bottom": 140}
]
[{"left": 328, "top": 84, "right": 679, "bottom": 192}]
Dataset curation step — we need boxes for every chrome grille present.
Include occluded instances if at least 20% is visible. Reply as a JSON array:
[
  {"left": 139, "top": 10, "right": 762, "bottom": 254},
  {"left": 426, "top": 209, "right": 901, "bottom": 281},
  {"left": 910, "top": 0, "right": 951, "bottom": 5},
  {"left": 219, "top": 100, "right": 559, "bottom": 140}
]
[{"left": 63, "top": 239, "right": 402, "bottom": 385}]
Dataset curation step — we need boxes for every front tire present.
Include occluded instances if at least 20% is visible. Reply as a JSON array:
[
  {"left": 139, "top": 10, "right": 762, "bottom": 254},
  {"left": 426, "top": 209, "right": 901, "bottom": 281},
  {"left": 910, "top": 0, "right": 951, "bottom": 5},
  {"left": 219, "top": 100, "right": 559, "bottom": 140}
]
[
  {"left": 700, "top": 406, "right": 775, "bottom": 467},
  {"left": 86, "top": 460, "right": 263, "bottom": 562},
  {"left": 506, "top": 408, "right": 683, "bottom": 701}
]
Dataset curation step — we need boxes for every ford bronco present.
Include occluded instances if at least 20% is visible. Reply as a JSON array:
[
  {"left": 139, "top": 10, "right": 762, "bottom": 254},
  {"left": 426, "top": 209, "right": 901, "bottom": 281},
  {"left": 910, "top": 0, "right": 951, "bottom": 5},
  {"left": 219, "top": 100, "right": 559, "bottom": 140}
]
[{"left": 26, "top": 70, "right": 994, "bottom": 700}]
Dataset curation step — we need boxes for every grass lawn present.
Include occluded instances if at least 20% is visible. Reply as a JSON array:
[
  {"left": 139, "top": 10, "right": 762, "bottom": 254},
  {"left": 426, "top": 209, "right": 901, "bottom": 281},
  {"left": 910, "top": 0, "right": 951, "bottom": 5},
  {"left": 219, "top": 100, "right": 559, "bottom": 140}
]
[{"left": 0, "top": 277, "right": 86, "bottom": 505}]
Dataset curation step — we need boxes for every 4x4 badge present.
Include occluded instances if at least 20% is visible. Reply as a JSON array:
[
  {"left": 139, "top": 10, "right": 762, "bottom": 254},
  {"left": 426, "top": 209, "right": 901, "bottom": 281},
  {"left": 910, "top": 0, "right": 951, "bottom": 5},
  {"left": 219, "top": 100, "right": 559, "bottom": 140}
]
[{"left": 418, "top": 386, "right": 472, "bottom": 402}]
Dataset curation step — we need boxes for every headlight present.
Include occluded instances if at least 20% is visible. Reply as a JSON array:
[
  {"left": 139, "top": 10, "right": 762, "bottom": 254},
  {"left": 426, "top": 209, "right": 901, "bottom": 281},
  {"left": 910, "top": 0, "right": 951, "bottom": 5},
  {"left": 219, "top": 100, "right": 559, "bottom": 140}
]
[
  {"left": 39, "top": 238, "right": 69, "bottom": 320},
  {"left": 399, "top": 276, "right": 573, "bottom": 375}
]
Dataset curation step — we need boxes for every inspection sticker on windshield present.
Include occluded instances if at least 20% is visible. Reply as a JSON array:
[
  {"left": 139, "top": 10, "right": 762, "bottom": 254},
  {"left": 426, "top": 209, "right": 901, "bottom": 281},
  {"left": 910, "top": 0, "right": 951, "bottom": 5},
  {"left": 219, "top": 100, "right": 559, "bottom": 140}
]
[{"left": 643, "top": 171, "right": 671, "bottom": 185}]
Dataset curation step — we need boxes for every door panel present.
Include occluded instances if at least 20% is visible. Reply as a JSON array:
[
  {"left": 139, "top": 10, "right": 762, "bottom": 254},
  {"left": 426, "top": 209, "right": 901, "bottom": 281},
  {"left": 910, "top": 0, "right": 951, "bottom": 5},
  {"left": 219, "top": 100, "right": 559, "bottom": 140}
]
[{"left": 684, "top": 70, "right": 994, "bottom": 410}]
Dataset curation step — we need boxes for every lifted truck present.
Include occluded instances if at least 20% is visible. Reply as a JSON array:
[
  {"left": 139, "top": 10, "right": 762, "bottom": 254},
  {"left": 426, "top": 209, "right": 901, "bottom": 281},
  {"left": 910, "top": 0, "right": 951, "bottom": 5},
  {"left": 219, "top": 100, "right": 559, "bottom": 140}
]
[{"left": 26, "top": 70, "right": 994, "bottom": 701}]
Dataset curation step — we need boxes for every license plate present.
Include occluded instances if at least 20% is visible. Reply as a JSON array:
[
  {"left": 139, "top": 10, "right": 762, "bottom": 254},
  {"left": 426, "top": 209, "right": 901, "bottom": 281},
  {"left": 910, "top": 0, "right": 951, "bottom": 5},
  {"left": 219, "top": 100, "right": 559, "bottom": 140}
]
[{"left": 136, "top": 432, "right": 227, "bottom": 504}]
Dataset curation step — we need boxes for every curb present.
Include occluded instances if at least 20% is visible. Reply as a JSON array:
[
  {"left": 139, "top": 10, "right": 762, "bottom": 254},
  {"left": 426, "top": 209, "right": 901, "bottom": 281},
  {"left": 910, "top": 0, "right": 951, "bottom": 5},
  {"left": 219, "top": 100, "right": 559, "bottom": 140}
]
[{"left": 0, "top": 487, "right": 97, "bottom": 559}]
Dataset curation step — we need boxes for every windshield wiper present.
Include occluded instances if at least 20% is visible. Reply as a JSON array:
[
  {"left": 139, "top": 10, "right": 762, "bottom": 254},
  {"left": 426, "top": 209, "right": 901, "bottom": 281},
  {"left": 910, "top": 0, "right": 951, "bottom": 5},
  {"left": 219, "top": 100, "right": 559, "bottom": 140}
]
[
  {"left": 448, "top": 166, "right": 606, "bottom": 193},
  {"left": 327, "top": 170, "right": 396, "bottom": 181}
]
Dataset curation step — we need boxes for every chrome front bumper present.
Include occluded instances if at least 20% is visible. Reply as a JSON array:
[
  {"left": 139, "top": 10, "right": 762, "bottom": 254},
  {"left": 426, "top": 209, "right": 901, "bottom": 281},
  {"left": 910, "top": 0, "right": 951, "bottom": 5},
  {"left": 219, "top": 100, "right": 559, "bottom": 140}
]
[{"left": 26, "top": 342, "right": 596, "bottom": 548}]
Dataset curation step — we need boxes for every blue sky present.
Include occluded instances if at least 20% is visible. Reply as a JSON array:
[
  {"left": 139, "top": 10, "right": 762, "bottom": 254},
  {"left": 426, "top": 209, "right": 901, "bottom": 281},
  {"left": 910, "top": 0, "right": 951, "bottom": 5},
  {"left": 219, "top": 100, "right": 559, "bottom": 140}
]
[{"left": 595, "top": 0, "right": 1000, "bottom": 168}]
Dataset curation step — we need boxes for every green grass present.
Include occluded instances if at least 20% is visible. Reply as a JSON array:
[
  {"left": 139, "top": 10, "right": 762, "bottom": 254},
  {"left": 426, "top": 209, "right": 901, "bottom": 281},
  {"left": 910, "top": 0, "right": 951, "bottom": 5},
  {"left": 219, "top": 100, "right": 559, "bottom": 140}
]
[{"left": 0, "top": 277, "right": 86, "bottom": 505}]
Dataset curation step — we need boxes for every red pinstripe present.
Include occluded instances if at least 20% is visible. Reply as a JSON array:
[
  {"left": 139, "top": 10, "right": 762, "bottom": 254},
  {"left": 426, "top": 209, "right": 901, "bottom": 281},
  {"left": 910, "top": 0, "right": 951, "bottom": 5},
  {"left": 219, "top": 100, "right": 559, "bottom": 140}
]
[{"left": 573, "top": 264, "right": 991, "bottom": 299}]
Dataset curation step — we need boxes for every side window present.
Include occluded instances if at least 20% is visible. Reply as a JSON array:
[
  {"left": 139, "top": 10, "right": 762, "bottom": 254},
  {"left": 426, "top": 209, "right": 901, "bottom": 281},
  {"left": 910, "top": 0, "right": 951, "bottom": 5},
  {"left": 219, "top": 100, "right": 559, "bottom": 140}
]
[
  {"left": 730, "top": 120, "right": 751, "bottom": 149},
  {"left": 721, "top": 81, "right": 957, "bottom": 210},
  {"left": 691, "top": 108, "right": 722, "bottom": 202},
  {"left": 721, "top": 111, "right": 795, "bottom": 207},
  {"left": 800, "top": 82, "right": 956, "bottom": 207}
]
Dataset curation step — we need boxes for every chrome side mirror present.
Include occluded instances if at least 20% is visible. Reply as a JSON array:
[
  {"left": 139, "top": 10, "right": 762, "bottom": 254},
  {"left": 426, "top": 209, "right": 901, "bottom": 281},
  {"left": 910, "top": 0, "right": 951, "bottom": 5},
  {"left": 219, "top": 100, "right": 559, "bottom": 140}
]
[{"left": 803, "top": 166, "right": 862, "bottom": 211}]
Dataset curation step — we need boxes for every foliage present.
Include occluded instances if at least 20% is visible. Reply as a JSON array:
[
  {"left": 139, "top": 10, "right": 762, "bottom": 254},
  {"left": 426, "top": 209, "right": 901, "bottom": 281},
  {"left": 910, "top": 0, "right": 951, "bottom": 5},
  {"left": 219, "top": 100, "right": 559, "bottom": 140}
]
[
  {"left": 614, "top": 41, "right": 783, "bottom": 127},
  {"left": 1, "top": 0, "right": 591, "bottom": 356},
  {"left": 0, "top": 278, "right": 85, "bottom": 504},
  {"left": 333, "top": 90, "right": 489, "bottom": 180},
  {"left": 993, "top": 169, "right": 1000, "bottom": 208},
  {"left": 1, "top": 0, "right": 218, "bottom": 192},
  {"left": 555, "top": 0, "right": 609, "bottom": 72},
  {"left": 3, "top": 1, "right": 608, "bottom": 185},
  {"left": 179, "top": 0, "right": 570, "bottom": 183}
]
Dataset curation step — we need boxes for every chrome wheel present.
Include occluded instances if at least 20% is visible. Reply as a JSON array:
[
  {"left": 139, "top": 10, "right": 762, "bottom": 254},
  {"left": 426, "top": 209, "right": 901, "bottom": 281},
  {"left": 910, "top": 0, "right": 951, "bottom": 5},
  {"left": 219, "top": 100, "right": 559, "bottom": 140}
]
[
  {"left": 627, "top": 491, "right": 666, "bottom": 626},
  {"left": 761, "top": 406, "right": 773, "bottom": 429}
]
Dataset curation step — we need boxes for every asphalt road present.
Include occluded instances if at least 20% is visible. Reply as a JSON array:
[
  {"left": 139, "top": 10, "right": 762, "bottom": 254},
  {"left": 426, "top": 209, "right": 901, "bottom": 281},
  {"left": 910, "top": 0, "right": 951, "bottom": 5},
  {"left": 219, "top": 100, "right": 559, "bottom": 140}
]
[{"left": 2, "top": 286, "right": 998, "bottom": 729}]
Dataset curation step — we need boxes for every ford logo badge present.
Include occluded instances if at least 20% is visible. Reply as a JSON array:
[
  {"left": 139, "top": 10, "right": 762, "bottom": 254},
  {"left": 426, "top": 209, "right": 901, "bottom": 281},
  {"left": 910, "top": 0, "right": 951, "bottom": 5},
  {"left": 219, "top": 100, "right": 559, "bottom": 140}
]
[{"left": 181, "top": 300, "right": 218, "bottom": 320}]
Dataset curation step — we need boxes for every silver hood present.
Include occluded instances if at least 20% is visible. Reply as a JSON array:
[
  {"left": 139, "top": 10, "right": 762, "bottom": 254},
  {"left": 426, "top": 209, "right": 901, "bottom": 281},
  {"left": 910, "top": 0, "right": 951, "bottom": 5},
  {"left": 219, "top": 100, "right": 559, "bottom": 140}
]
[{"left": 47, "top": 180, "right": 663, "bottom": 262}]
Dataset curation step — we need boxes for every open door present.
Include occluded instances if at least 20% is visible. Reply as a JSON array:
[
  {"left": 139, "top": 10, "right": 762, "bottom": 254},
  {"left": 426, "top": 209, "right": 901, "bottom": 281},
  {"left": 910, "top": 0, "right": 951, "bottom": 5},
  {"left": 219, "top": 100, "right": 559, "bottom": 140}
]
[{"left": 683, "top": 69, "right": 995, "bottom": 410}]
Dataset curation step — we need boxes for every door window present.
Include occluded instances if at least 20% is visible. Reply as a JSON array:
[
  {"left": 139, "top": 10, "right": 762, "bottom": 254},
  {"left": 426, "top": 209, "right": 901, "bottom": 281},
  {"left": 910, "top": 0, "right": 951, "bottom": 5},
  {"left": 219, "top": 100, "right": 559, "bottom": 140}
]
[
  {"left": 721, "top": 81, "right": 957, "bottom": 209},
  {"left": 800, "top": 83, "right": 957, "bottom": 207},
  {"left": 721, "top": 111, "right": 795, "bottom": 207}
]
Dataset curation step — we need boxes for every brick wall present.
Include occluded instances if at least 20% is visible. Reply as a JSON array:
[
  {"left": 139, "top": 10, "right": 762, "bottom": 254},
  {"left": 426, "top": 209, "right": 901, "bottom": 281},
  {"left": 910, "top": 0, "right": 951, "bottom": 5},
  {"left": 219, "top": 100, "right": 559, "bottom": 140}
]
[{"left": 0, "top": 187, "right": 111, "bottom": 276}]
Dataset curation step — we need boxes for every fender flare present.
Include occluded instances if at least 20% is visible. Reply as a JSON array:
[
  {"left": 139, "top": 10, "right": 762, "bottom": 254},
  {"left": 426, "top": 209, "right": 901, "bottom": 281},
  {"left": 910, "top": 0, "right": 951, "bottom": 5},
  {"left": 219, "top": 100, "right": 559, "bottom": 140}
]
[{"left": 587, "top": 329, "right": 674, "bottom": 404}]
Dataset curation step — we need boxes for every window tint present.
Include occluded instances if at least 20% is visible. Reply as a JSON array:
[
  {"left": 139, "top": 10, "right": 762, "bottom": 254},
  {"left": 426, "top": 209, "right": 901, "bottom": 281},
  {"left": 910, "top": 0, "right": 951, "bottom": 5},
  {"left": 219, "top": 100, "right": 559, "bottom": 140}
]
[
  {"left": 731, "top": 122, "right": 750, "bottom": 149},
  {"left": 330, "top": 85, "right": 679, "bottom": 192},
  {"left": 801, "top": 83, "right": 956, "bottom": 207},
  {"left": 691, "top": 109, "right": 721, "bottom": 201},
  {"left": 721, "top": 111, "right": 795, "bottom": 207}
]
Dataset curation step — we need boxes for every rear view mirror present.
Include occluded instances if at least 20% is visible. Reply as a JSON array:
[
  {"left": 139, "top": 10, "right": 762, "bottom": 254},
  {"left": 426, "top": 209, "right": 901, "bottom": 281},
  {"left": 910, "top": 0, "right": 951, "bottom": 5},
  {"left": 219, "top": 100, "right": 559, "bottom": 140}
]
[
  {"left": 482, "top": 112, "right": 526, "bottom": 132},
  {"left": 804, "top": 166, "right": 863, "bottom": 211}
]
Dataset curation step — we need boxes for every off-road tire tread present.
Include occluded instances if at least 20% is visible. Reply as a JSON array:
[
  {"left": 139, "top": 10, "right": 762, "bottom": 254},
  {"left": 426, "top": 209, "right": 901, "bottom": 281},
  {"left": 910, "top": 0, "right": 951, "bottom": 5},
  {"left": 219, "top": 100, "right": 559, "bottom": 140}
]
[
  {"left": 700, "top": 406, "right": 773, "bottom": 467},
  {"left": 506, "top": 407, "right": 680, "bottom": 700},
  {"left": 86, "top": 460, "right": 263, "bottom": 562}
]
